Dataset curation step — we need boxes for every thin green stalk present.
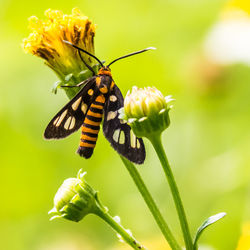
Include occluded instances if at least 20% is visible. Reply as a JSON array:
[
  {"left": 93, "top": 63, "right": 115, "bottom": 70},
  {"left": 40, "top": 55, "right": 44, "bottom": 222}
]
[
  {"left": 95, "top": 208, "right": 146, "bottom": 250},
  {"left": 120, "top": 156, "right": 182, "bottom": 250},
  {"left": 149, "top": 134, "right": 193, "bottom": 250}
]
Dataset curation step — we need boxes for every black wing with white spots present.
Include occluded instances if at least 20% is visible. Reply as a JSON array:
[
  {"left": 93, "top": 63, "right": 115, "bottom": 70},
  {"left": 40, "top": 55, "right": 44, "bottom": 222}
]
[
  {"left": 44, "top": 78, "right": 98, "bottom": 139},
  {"left": 103, "top": 85, "right": 145, "bottom": 164}
]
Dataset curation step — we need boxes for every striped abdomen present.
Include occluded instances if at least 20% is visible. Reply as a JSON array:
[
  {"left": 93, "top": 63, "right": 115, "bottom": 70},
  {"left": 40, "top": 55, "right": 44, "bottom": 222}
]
[{"left": 77, "top": 94, "right": 105, "bottom": 158}]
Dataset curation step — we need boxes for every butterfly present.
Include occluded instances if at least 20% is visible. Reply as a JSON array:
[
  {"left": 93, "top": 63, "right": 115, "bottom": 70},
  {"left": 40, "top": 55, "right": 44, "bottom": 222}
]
[{"left": 44, "top": 41, "right": 155, "bottom": 164}]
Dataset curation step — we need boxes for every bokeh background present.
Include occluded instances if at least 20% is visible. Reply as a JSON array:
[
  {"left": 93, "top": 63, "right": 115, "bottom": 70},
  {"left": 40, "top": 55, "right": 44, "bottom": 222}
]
[{"left": 1, "top": 0, "right": 250, "bottom": 249}]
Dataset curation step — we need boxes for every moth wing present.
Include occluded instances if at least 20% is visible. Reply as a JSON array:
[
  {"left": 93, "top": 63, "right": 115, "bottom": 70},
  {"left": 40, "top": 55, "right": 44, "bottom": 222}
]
[
  {"left": 103, "top": 85, "right": 145, "bottom": 164},
  {"left": 44, "top": 78, "right": 97, "bottom": 139}
]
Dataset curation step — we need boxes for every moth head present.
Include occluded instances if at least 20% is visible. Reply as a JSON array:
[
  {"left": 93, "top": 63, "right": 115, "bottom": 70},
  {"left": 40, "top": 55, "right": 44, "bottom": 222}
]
[{"left": 98, "top": 66, "right": 111, "bottom": 76}]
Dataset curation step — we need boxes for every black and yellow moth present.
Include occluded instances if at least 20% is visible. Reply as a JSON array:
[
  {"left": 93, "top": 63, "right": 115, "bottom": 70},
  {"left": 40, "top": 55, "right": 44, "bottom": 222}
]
[{"left": 44, "top": 42, "right": 154, "bottom": 164}]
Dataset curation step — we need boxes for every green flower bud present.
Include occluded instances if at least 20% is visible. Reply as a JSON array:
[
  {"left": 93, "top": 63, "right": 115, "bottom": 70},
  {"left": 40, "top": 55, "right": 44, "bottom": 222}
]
[
  {"left": 48, "top": 170, "right": 146, "bottom": 250},
  {"left": 120, "top": 86, "right": 174, "bottom": 138},
  {"left": 49, "top": 169, "right": 103, "bottom": 222}
]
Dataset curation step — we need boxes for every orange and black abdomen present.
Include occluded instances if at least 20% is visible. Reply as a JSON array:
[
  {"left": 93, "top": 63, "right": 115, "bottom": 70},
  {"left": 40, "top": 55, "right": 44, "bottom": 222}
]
[{"left": 77, "top": 94, "right": 106, "bottom": 158}]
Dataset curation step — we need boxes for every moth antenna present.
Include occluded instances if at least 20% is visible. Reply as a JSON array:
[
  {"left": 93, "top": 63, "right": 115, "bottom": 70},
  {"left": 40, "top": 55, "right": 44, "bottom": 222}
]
[
  {"left": 77, "top": 50, "right": 95, "bottom": 75},
  {"left": 63, "top": 40, "right": 104, "bottom": 67},
  {"left": 107, "top": 47, "right": 156, "bottom": 67}
]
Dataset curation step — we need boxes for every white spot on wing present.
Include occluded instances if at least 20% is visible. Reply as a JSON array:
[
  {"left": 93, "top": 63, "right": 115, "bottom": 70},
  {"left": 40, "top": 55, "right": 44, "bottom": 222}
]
[
  {"left": 69, "top": 117, "right": 75, "bottom": 130},
  {"left": 107, "top": 111, "right": 117, "bottom": 121},
  {"left": 81, "top": 102, "right": 88, "bottom": 114},
  {"left": 64, "top": 116, "right": 75, "bottom": 130},
  {"left": 113, "top": 129, "right": 120, "bottom": 142},
  {"left": 109, "top": 95, "right": 117, "bottom": 102},
  {"left": 64, "top": 116, "right": 73, "bottom": 130},
  {"left": 130, "top": 130, "right": 136, "bottom": 148},
  {"left": 119, "top": 130, "right": 125, "bottom": 144},
  {"left": 72, "top": 97, "right": 82, "bottom": 110},
  {"left": 53, "top": 116, "right": 60, "bottom": 126},
  {"left": 136, "top": 139, "right": 140, "bottom": 149},
  {"left": 55, "top": 110, "right": 67, "bottom": 127}
]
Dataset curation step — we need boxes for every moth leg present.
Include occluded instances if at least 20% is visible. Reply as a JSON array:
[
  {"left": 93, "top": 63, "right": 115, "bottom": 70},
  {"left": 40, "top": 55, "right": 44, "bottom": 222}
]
[
  {"left": 61, "top": 79, "right": 91, "bottom": 88},
  {"left": 61, "top": 85, "right": 80, "bottom": 88},
  {"left": 51, "top": 80, "right": 62, "bottom": 94}
]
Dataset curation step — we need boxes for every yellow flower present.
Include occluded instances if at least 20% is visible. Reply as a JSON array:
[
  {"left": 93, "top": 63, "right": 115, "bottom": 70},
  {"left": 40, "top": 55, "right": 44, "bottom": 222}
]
[
  {"left": 22, "top": 8, "right": 96, "bottom": 80},
  {"left": 236, "top": 222, "right": 250, "bottom": 250},
  {"left": 223, "top": 0, "right": 250, "bottom": 18}
]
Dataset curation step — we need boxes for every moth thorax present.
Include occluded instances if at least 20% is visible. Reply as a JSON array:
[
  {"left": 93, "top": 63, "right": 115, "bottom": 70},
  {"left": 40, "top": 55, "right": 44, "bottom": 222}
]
[{"left": 98, "top": 67, "right": 112, "bottom": 76}]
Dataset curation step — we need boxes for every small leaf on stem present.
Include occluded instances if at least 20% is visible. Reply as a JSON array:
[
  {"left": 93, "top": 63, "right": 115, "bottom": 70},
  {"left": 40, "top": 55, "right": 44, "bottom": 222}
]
[{"left": 194, "top": 212, "right": 226, "bottom": 249}]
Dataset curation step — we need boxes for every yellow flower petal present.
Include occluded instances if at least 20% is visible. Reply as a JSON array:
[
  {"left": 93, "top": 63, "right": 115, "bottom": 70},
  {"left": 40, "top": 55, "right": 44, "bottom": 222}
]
[
  {"left": 22, "top": 8, "right": 96, "bottom": 78},
  {"left": 236, "top": 222, "right": 250, "bottom": 250}
]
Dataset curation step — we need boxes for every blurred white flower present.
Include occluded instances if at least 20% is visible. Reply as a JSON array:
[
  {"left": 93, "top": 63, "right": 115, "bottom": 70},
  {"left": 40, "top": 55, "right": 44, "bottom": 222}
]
[{"left": 204, "top": 0, "right": 250, "bottom": 65}]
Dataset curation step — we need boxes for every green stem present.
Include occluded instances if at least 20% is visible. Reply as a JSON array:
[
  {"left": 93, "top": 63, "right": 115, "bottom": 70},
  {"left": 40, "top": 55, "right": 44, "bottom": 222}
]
[
  {"left": 95, "top": 208, "right": 146, "bottom": 250},
  {"left": 149, "top": 134, "right": 193, "bottom": 250},
  {"left": 121, "top": 156, "right": 182, "bottom": 250}
]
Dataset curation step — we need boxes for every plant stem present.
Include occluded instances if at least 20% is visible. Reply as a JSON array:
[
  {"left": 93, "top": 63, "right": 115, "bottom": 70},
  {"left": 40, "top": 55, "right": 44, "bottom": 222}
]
[
  {"left": 149, "top": 134, "right": 193, "bottom": 250},
  {"left": 95, "top": 208, "right": 146, "bottom": 250},
  {"left": 121, "top": 156, "right": 182, "bottom": 250}
]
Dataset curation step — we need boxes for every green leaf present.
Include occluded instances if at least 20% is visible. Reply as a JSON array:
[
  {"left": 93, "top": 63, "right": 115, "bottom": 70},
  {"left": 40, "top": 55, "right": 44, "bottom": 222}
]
[{"left": 193, "top": 212, "right": 226, "bottom": 249}]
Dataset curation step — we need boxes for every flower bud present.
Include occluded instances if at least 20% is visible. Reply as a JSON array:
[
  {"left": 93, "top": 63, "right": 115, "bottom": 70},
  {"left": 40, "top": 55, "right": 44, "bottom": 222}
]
[
  {"left": 49, "top": 169, "right": 101, "bottom": 222},
  {"left": 119, "top": 86, "right": 174, "bottom": 138}
]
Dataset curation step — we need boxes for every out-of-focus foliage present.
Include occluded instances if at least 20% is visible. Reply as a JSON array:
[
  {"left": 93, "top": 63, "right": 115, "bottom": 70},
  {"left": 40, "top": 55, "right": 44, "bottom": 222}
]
[{"left": 1, "top": 0, "right": 249, "bottom": 249}]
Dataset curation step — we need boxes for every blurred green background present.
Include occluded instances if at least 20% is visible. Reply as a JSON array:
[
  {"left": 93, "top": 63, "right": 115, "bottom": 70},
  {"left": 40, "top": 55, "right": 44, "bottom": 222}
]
[{"left": 1, "top": 0, "right": 249, "bottom": 249}]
